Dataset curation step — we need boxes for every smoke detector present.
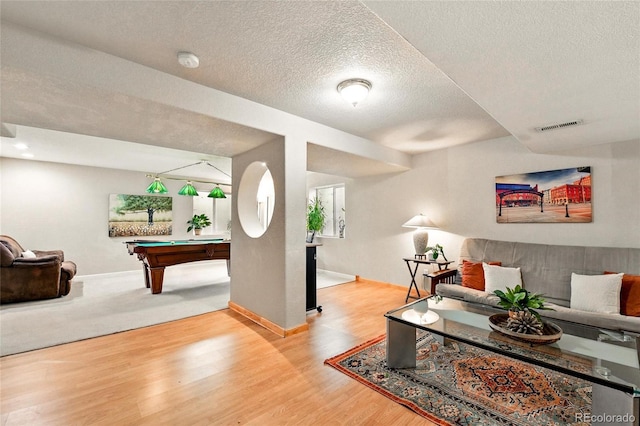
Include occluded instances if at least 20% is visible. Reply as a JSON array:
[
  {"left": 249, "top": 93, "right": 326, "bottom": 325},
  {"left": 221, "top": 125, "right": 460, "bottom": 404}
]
[
  {"left": 534, "top": 119, "right": 584, "bottom": 133},
  {"left": 177, "top": 52, "right": 199, "bottom": 69}
]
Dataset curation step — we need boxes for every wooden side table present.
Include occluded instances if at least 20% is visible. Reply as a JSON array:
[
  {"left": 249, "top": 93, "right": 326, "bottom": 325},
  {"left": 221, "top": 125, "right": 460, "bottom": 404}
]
[{"left": 402, "top": 257, "right": 453, "bottom": 303}]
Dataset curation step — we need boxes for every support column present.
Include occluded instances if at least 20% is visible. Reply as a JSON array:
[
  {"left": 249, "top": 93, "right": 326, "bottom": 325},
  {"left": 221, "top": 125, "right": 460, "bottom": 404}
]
[{"left": 229, "top": 135, "right": 308, "bottom": 336}]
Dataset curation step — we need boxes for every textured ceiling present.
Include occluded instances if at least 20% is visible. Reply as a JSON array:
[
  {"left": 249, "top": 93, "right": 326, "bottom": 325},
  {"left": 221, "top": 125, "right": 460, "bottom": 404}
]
[
  {"left": 0, "top": 1, "right": 638, "bottom": 178},
  {"left": 0, "top": 65, "right": 277, "bottom": 159},
  {"left": 364, "top": 1, "right": 640, "bottom": 153},
  {"left": 0, "top": 125, "right": 234, "bottom": 183}
]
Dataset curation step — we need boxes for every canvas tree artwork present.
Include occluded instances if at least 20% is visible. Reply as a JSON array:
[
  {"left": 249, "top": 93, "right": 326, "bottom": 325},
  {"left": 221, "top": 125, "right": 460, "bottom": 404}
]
[
  {"left": 108, "top": 194, "right": 173, "bottom": 237},
  {"left": 496, "top": 167, "right": 592, "bottom": 223}
]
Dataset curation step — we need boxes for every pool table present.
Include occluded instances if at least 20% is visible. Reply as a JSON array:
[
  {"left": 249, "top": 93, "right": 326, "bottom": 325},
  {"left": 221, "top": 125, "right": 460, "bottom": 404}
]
[{"left": 125, "top": 239, "right": 230, "bottom": 294}]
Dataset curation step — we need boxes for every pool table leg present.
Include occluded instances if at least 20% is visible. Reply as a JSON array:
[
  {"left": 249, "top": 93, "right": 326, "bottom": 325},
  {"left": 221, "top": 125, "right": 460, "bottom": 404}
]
[
  {"left": 142, "top": 264, "right": 151, "bottom": 288},
  {"left": 149, "top": 267, "right": 165, "bottom": 294}
]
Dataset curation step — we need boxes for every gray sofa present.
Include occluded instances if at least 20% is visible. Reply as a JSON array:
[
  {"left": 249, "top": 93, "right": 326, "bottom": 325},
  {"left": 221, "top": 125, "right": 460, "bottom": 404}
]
[{"left": 435, "top": 238, "right": 640, "bottom": 333}]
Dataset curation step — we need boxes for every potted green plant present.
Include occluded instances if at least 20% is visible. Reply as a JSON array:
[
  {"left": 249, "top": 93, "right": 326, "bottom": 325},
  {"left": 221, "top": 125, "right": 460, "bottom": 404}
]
[
  {"left": 426, "top": 244, "right": 447, "bottom": 261},
  {"left": 306, "top": 198, "right": 326, "bottom": 243},
  {"left": 493, "top": 285, "right": 552, "bottom": 335},
  {"left": 187, "top": 214, "right": 212, "bottom": 235}
]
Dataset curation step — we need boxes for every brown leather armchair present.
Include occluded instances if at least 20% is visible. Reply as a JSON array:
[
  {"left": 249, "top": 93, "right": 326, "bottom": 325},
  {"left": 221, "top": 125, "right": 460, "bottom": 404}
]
[{"left": 0, "top": 235, "right": 77, "bottom": 303}]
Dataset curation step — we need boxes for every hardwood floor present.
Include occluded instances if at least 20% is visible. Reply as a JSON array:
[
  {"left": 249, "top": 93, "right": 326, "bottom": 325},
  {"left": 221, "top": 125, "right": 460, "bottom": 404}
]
[{"left": 1, "top": 280, "right": 435, "bottom": 425}]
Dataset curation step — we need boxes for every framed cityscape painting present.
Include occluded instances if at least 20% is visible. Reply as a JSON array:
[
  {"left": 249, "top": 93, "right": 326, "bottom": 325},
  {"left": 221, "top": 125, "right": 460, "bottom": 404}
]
[
  {"left": 496, "top": 167, "right": 592, "bottom": 223},
  {"left": 108, "top": 194, "right": 173, "bottom": 237}
]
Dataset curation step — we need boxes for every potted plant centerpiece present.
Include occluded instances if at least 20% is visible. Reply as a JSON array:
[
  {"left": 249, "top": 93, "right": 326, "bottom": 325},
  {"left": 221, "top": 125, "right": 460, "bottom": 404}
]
[
  {"left": 306, "top": 197, "right": 326, "bottom": 243},
  {"left": 187, "top": 214, "right": 212, "bottom": 236},
  {"left": 493, "top": 285, "right": 552, "bottom": 335}
]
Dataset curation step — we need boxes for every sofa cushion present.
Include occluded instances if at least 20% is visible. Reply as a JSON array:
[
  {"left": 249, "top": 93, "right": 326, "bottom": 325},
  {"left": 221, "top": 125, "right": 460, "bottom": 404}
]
[
  {"left": 436, "top": 283, "right": 501, "bottom": 306},
  {"left": 33, "top": 249, "right": 64, "bottom": 262},
  {"left": 436, "top": 283, "right": 640, "bottom": 333},
  {"left": 482, "top": 263, "right": 522, "bottom": 295},
  {"left": 541, "top": 303, "right": 640, "bottom": 334},
  {"left": 605, "top": 271, "right": 640, "bottom": 317},
  {"left": 461, "top": 260, "right": 501, "bottom": 291},
  {"left": 570, "top": 273, "right": 623, "bottom": 314}
]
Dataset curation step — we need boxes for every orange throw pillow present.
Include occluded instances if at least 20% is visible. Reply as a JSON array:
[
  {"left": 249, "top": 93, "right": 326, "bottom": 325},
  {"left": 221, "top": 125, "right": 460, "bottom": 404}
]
[
  {"left": 605, "top": 271, "right": 640, "bottom": 317},
  {"left": 461, "top": 260, "right": 501, "bottom": 291}
]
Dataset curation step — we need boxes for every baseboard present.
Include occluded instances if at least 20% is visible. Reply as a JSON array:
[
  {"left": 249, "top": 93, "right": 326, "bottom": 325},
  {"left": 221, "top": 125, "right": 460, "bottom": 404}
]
[
  {"left": 356, "top": 276, "right": 406, "bottom": 289},
  {"left": 75, "top": 261, "right": 228, "bottom": 281},
  {"left": 228, "top": 301, "right": 309, "bottom": 338},
  {"left": 74, "top": 269, "right": 140, "bottom": 280}
]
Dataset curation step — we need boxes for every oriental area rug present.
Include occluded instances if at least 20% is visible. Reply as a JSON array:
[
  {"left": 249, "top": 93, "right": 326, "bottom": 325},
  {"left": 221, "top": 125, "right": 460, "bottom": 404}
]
[{"left": 325, "top": 333, "right": 592, "bottom": 426}]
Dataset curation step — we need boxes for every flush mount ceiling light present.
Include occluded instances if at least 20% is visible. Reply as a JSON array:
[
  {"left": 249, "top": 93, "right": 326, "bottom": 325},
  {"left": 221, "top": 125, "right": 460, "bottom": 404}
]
[
  {"left": 337, "top": 78, "right": 372, "bottom": 107},
  {"left": 177, "top": 51, "right": 200, "bottom": 68}
]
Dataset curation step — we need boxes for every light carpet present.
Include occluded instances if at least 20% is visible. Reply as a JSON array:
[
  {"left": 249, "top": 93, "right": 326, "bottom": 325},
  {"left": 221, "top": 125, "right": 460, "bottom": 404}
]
[
  {"left": 0, "top": 262, "right": 230, "bottom": 356},
  {"left": 0, "top": 264, "right": 354, "bottom": 356}
]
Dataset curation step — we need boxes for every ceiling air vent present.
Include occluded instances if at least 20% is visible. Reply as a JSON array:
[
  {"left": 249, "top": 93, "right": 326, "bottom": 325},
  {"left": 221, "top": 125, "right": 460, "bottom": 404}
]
[{"left": 535, "top": 119, "right": 584, "bottom": 133}]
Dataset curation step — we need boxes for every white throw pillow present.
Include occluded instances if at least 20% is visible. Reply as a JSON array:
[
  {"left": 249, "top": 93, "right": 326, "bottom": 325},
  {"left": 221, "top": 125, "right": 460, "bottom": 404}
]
[
  {"left": 21, "top": 250, "right": 36, "bottom": 259},
  {"left": 482, "top": 263, "right": 523, "bottom": 294},
  {"left": 570, "top": 273, "right": 623, "bottom": 314}
]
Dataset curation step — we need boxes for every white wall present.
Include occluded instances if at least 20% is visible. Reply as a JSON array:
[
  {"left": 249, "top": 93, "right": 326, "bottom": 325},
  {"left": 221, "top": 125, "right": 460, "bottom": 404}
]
[
  {"left": 0, "top": 157, "right": 223, "bottom": 276},
  {"left": 309, "top": 137, "right": 640, "bottom": 287},
  {"left": 2, "top": 136, "right": 638, "bottom": 288}
]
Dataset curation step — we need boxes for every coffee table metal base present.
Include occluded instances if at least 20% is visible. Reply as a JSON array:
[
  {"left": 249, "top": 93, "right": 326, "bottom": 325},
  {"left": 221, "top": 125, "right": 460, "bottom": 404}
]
[
  {"left": 386, "top": 319, "right": 417, "bottom": 369},
  {"left": 592, "top": 384, "right": 639, "bottom": 426}
]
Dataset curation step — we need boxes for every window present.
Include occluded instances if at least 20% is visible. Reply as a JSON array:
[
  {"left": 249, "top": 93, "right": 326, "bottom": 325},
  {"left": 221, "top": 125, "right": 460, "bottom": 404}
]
[
  {"left": 193, "top": 192, "right": 232, "bottom": 236},
  {"left": 311, "top": 184, "right": 345, "bottom": 238}
]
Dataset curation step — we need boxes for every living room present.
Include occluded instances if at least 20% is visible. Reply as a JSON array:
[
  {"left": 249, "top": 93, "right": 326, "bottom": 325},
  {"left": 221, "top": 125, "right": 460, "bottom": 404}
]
[{"left": 1, "top": 2, "right": 639, "bottom": 424}]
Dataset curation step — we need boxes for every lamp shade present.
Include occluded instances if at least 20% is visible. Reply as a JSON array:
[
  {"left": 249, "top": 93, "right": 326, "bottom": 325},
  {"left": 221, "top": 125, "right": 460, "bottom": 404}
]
[
  {"left": 402, "top": 214, "right": 438, "bottom": 256},
  {"left": 146, "top": 177, "right": 168, "bottom": 194},
  {"left": 178, "top": 181, "right": 198, "bottom": 196},
  {"left": 208, "top": 186, "right": 227, "bottom": 199},
  {"left": 402, "top": 214, "right": 437, "bottom": 229}
]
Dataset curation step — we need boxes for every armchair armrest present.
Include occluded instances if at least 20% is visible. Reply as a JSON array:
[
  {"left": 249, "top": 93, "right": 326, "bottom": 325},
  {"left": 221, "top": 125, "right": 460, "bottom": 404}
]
[{"left": 12, "top": 255, "right": 61, "bottom": 267}]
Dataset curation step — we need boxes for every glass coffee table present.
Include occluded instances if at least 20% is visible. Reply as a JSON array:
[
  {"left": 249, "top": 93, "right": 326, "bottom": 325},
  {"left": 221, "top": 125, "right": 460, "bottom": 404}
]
[{"left": 385, "top": 296, "right": 639, "bottom": 424}]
